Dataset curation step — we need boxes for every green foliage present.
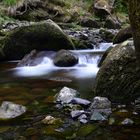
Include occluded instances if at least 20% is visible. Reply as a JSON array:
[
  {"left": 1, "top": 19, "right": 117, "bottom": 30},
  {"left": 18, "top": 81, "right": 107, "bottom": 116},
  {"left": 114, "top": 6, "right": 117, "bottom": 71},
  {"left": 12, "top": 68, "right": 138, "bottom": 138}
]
[
  {"left": 3, "top": 0, "right": 17, "bottom": 6},
  {"left": 114, "top": 0, "right": 128, "bottom": 14},
  {"left": 0, "top": 13, "right": 15, "bottom": 27}
]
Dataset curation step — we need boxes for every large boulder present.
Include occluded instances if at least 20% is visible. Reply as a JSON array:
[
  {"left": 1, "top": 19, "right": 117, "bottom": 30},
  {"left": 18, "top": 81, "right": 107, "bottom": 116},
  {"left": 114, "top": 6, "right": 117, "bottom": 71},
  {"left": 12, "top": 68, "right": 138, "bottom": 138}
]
[
  {"left": 94, "top": 40, "right": 140, "bottom": 103},
  {"left": 53, "top": 49, "right": 78, "bottom": 67},
  {"left": 113, "top": 26, "right": 132, "bottom": 44},
  {"left": 0, "top": 20, "right": 74, "bottom": 61},
  {"left": 91, "top": 0, "right": 115, "bottom": 19},
  {"left": 104, "top": 16, "right": 121, "bottom": 29}
]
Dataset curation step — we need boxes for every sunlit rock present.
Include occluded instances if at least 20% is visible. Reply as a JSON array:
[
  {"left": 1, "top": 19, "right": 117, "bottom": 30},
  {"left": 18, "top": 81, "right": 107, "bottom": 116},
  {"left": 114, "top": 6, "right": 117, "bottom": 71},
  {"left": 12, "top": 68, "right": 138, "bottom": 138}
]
[
  {"left": 55, "top": 87, "right": 79, "bottom": 104},
  {"left": 53, "top": 49, "right": 78, "bottom": 67},
  {"left": 0, "top": 101, "right": 26, "bottom": 120}
]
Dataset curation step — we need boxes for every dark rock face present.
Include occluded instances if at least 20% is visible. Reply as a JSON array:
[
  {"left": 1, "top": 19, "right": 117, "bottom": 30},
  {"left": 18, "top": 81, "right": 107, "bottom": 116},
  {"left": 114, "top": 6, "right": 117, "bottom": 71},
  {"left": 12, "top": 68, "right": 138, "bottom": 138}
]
[
  {"left": 92, "top": 0, "right": 112, "bottom": 19},
  {"left": 1, "top": 20, "right": 74, "bottom": 61},
  {"left": 53, "top": 49, "right": 78, "bottom": 67},
  {"left": 113, "top": 26, "right": 132, "bottom": 44},
  {"left": 104, "top": 16, "right": 121, "bottom": 29},
  {"left": 98, "top": 46, "right": 113, "bottom": 67},
  {"left": 94, "top": 40, "right": 140, "bottom": 103},
  {"left": 79, "top": 18, "right": 101, "bottom": 28}
]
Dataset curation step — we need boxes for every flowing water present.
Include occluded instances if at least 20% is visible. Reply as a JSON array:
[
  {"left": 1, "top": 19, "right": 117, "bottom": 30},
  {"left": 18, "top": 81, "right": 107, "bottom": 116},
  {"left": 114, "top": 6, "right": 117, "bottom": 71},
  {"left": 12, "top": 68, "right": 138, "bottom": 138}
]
[{"left": 0, "top": 43, "right": 140, "bottom": 140}]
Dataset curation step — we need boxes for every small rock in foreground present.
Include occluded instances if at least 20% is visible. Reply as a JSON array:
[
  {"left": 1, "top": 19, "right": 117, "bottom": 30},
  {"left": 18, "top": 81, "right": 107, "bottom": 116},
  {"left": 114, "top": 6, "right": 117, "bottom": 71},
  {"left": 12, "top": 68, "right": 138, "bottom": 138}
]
[
  {"left": 55, "top": 87, "right": 79, "bottom": 104},
  {"left": 0, "top": 101, "right": 26, "bottom": 120}
]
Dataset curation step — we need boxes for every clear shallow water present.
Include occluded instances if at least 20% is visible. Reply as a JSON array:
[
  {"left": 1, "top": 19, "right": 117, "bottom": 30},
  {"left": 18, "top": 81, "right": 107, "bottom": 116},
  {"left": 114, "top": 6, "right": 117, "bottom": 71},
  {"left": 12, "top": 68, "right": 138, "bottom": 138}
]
[{"left": 0, "top": 43, "right": 139, "bottom": 140}]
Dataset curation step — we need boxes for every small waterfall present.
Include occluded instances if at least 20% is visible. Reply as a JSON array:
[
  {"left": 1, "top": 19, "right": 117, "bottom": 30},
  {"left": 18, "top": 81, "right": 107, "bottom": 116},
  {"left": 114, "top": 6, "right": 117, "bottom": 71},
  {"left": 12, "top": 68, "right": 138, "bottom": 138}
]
[{"left": 14, "top": 42, "right": 113, "bottom": 78}]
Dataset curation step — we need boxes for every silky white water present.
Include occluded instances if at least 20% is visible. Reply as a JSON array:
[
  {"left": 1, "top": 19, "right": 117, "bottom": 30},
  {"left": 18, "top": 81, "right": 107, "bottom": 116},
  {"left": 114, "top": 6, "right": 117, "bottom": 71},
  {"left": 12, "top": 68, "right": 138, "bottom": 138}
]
[{"left": 13, "top": 43, "right": 113, "bottom": 78}]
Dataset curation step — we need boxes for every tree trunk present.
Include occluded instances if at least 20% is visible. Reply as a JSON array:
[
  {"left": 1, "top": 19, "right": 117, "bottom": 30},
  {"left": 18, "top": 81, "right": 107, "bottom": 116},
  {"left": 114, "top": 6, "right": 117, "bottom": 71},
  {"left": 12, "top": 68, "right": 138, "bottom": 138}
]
[{"left": 128, "top": 0, "right": 140, "bottom": 67}]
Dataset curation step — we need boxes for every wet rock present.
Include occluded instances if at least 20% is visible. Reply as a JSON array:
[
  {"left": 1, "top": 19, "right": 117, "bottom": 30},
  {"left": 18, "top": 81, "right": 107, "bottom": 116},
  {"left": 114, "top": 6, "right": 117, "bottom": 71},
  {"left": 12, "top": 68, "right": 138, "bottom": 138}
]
[
  {"left": 98, "top": 46, "right": 113, "bottom": 67},
  {"left": 0, "top": 101, "right": 26, "bottom": 120},
  {"left": 71, "top": 98, "right": 91, "bottom": 107},
  {"left": 17, "top": 49, "right": 38, "bottom": 66},
  {"left": 42, "top": 115, "right": 62, "bottom": 125},
  {"left": 79, "top": 18, "right": 101, "bottom": 28},
  {"left": 78, "top": 114, "right": 88, "bottom": 123},
  {"left": 94, "top": 40, "right": 139, "bottom": 103},
  {"left": 99, "top": 28, "right": 118, "bottom": 42},
  {"left": 113, "top": 26, "right": 132, "bottom": 44},
  {"left": 89, "top": 97, "right": 112, "bottom": 120},
  {"left": 65, "top": 28, "right": 104, "bottom": 49},
  {"left": 55, "top": 87, "right": 79, "bottom": 104},
  {"left": 70, "top": 110, "right": 85, "bottom": 119},
  {"left": 90, "top": 111, "right": 107, "bottom": 121},
  {"left": 53, "top": 49, "right": 78, "bottom": 67},
  {"left": 90, "top": 96, "right": 111, "bottom": 109},
  {"left": 104, "top": 16, "right": 121, "bottom": 29},
  {"left": 121, "top": 118, "right": 134, "bottom": 125},
  {"left": 1, "top": 19, "right": 74, "bottom": 61}
]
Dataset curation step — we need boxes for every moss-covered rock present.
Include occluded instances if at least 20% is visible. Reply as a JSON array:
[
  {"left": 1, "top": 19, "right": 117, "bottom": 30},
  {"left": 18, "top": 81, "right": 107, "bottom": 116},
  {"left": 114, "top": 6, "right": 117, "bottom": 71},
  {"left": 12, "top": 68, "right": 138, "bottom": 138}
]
[
  {"left": 94, "top": 40, "right": 140, "bottom": 103},
  {"left": 0, "top": 19, "right": 74, "bottom": 60},
  {"left": 113, "top": 26, "right": 132, "bottom": 44}
]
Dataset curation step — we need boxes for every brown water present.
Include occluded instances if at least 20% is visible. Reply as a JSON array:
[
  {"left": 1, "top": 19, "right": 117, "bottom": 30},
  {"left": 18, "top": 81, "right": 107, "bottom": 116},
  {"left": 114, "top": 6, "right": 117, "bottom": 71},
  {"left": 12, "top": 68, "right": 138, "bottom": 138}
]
[{"left": 0, "top": 52, "right": 140, "bottom": 140}]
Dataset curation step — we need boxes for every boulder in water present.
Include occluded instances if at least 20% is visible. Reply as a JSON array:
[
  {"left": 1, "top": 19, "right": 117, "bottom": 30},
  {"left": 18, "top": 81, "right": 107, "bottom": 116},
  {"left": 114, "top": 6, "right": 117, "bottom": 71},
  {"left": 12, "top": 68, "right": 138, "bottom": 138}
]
[
  {"left": 53, "top": 49, "right": 78, "bottom": 67},
  {"left": 94, "top": 40, "right": 140, "bottom": 103}
]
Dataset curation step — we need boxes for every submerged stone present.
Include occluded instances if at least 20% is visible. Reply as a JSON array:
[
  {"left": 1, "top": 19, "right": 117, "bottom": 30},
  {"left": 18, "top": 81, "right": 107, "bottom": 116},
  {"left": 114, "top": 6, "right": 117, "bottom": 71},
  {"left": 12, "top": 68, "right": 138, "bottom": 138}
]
[
  {"left": 0, "top": 101, "right": 26, "bottom": 120},
  {"left": 55, "top": 87, "right": 79, "bottom": 104}
]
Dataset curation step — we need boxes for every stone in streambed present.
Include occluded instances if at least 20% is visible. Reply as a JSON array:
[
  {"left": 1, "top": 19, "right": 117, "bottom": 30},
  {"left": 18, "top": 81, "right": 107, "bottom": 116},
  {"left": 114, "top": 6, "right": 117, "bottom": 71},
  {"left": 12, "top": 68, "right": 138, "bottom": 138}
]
[
  {"left": 89, "top": 96, "right": 112, "bottom": 121},
  {"left": 55, "top": 87, "right": 79, "bottom": 104},
  {"left": 0, "top": 101, "right": 26, "bottom": 120},
  {"left": 53, "top": 49, "right": 78, "bottom": 67},
  {"left": 70, "top": 110, "right": 85, "bottom": 119},
  {"left": 71, "top": 98, "right": 91, "bottom": 107}
]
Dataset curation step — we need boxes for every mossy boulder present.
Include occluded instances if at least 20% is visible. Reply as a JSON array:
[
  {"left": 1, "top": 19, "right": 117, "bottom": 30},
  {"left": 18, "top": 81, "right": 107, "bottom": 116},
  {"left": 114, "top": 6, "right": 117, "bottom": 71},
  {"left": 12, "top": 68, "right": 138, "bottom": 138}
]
[
  {"left": 0, "top": 20, "right": 74, "bottom": 60},
  {"left": 113, "top": 26, "right": 132, "bottom": 44},
  {"left": 94, "top": 40, "right": 140, "bottom": 103}
]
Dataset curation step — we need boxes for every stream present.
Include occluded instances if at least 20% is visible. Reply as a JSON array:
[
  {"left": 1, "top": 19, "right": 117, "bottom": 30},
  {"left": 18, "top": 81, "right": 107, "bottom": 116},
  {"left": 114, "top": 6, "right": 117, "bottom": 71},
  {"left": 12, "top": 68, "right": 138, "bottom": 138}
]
[{"left": 0, "top": 42, "right": 140, "bottom": 140}]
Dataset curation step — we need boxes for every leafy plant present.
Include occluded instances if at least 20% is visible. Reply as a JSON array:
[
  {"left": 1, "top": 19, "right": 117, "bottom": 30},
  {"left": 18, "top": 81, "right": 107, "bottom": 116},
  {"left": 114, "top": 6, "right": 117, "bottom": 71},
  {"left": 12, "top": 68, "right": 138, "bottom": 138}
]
[
  {"left": 3, "top": 0, "right": 17, "bottom": 6},
  {"left": 114, "top": 0, "right": 128, "bottom": 14}
]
